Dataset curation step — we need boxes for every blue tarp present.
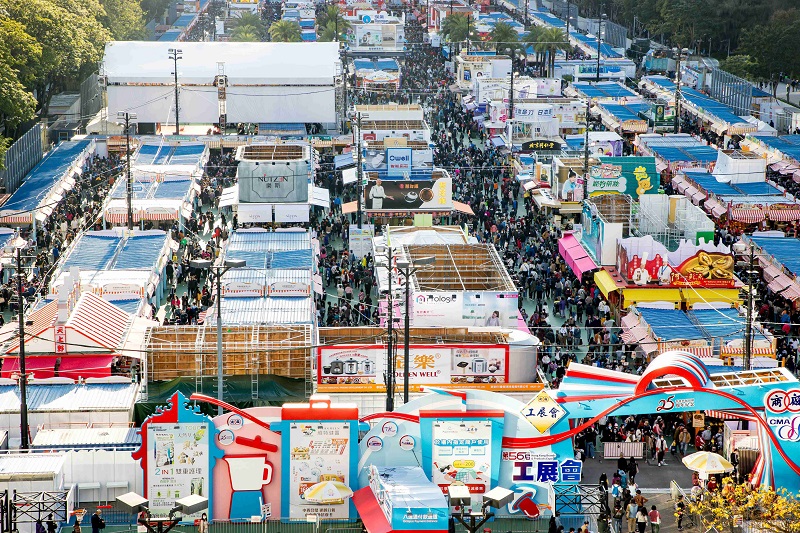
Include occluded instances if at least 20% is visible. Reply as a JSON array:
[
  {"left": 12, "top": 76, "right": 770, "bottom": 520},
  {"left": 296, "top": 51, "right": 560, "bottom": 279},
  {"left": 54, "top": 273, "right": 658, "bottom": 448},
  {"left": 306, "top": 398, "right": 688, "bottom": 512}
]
[
  {"left": 753, "top": 135, "right": 800, "bottom": 162},
  {"left": 689, "top": 308, "right": 768, "bottom": 344},
  {"left": 158, "top": 29, "right": 183, "bottom": 41},
  {"left": 637, "top": 307, "right": 704, "bottom": 341},
  {"left": 751, "top": 237, "right": 800, "bottom": 277},
  {"left": 110, "top": 179, "right": 191, "bottom": 200},
  {"left": 682, "top": 171, "right": 740, "bottom": 196},
  {"left": 135, "top": 143, "right": 205, "bottom": 167},
  {"left": 172, "top": 14, "right": 195, "bottom": 28},
  {"left": 61, "top": 233, "right": 168, "bottom": 272},
  {"left": 334, "top": 153, "right": 355, "bottom": 169},
  {"left": 573, "top": 82, "right": 637, "bottom": 100},
  {"left": 114, "top": 234, "right": 168, "bottom": 270},
  {"left": 570, "top": 31, "right": 622, "bottom": 58},
  {"left": 2, "top": 140, "right": 92, "bottom": 213}
]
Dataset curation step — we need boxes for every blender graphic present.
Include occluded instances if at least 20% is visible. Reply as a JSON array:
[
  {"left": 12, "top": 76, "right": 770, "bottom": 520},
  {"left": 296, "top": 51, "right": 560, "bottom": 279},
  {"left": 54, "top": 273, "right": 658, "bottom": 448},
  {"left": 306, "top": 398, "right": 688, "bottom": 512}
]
[{"left": 223, "top": 455, "right": 274, "bottom": 520}]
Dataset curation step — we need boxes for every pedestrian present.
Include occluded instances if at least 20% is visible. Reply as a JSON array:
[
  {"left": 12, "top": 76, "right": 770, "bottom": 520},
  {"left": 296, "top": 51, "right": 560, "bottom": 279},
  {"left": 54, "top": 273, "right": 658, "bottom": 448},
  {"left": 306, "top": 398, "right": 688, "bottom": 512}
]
[
  {"left": 612, "top": 502, "right": 625, "bottom": 533},
  {"left": 636, "top": 507, "right": 648, "bottom": 533},
  {"left": 647, "top": 506, "right": 660, "bottom": 533},
  {"left": 626, "top": 500, "right": 638, "bottom": 533},
  {"left": 675, "top": 496, "right": 686, "bottom": 531},
  {"left": 90, "top": 509, "right": 105, "bottom": 533},
  {"left": 46, "top": 514, "right": 57, "bottom": 533}
]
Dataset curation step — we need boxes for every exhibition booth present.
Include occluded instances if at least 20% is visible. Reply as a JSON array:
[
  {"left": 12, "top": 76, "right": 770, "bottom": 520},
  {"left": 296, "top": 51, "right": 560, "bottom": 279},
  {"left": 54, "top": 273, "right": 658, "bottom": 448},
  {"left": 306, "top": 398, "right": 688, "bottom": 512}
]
[{"left": 132, "top": 353, "right": 800, "bottom": 527}]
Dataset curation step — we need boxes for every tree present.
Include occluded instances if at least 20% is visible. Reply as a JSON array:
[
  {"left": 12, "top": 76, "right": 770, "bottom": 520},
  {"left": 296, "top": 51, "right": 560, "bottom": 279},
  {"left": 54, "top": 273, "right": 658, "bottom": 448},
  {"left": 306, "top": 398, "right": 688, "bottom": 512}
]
[
  {"left": 440, "top": 13, "right": 472, "bottom": 43},
  {"left": 318, "top": 21, "right": 348, "bottom": 42},
  {"left": 521, "top": 25, "right": 545, "bottom": 68},
  {"left": 231, "top": 25, "right": 261, "bottom": 42},
  {"left": 268, "top": 20, "right": 302, "bottom": 42},
  {"left": 99, "top": 0, "right": 147, "bottom": 40},
  {"left": 720, "top": 54, "right": 759, "bottom": 80},
  {"left": 688, "top": 478, "right": 800, "bottom": 533},
  {"left": 489, "top": 21, "right": 519, "bottom": 48},
  {"left": 318, "top": 5, "right": 350, "bottom": 35},
  {"left": 536, "top": 27, "right": 570, "bottom": 76},
  {"left": 140, "top": 0, "right": 171, "bottom": 23},
  {"left": 738, "top": 9, "right": 800, "bottom": 81},
  {"left": 231, "top": 12, "right": 266, "bottom": 40},
  {"left": 0, "top": 0, "right": 110, "bottom": 115}
]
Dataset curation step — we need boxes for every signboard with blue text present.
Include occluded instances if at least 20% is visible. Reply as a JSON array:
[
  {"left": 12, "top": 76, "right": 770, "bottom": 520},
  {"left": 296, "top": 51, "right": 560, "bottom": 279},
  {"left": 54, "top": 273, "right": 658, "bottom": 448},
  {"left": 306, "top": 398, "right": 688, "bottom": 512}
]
[{"left": 386, "top": 148, "right": 413, "bottom": 177}]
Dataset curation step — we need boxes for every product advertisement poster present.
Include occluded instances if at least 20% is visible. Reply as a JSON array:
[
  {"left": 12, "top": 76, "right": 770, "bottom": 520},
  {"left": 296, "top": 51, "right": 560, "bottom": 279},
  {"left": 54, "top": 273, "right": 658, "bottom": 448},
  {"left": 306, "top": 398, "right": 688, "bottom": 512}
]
[
  {"left": 317, "top": 344, "right": 509, "bottom": 390},
  {"left": 288, "top": 422, "right": 351, "bottom": 519},
  {"left": 147, "top": 422, "right": 211, "bottom": 518},
  {"left": 364, "top": 177, "right": 452, "bottom": 211},
  {"left": 431, "top": 420, "right": 493, "bottom": 505}
]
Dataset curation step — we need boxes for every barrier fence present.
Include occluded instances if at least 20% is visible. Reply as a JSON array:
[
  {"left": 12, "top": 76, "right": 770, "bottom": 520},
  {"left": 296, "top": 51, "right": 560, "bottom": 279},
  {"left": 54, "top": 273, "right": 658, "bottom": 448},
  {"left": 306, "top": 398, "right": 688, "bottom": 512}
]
[{"left": 602, "top": 441, "right": 646, "bottom": 460}]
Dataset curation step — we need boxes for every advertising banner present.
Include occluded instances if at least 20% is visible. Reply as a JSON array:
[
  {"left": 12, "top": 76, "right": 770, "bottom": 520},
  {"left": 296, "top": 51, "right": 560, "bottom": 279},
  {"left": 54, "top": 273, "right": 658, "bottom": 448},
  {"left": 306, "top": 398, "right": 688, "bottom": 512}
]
[
  {"left": 274, "top": 203, "right": 310, "bottom": 223},
  {"left": 349, "top": 224, "right": 374, "bottom": 259},
  {"left": 354, "top": 24, "right": 403, "bottom": 51},
  {"left": 288, "top": 422, "right": 351, "bottom": 519},
  {"left": 317, "top": 344, "right": 509, "bottom": 390},
  {"left": 147, "top": 422, "right": 212, "bottom": 518},
  {"left": 238, "top": 162, "right": 309, "bottom": 203},
  {"left": 364, "top": 177, "right": 452, "bottom": 211},
  {"left": 588, "top": 157, "right": 658, "bottom": 198},
  {"left": 386, "top": 148, "right": 413, "bottom": 177},
  {"left": 431, "top": 420, "right": 493, "bottom": 505},
  {"left": 412, "top": 291, "right": 518, "bottom": 328}
]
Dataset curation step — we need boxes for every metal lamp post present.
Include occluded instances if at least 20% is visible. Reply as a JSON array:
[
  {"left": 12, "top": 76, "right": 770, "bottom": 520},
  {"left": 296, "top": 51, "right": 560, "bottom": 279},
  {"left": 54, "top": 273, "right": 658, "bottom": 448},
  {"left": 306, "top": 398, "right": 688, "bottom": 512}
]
[
  {"left": 673, "top": 47, "right": 689, "bottom": 134},
  {"left": 595, "top": 13, "right": 606, "bottom": 82},
  {"left": 189, "top": 258, "right": 246, "bottom": 415},
  {"left": 14, "top": 239, "right": 32, "bottom": 449},
  {"left": 396, "top": 256, "right": 435, "bottom": 404},
  {"left": 504, "top": 47, "right": 526, "bottom": 121},
  {"left": 168, "top": 48, "right": 183, "bottom": 135},
  {"left": 117, "top": 112, "right": 137, "bottom": 231},
  {"left": 733, "top": 242, "right": 757, "bottom": 372}
]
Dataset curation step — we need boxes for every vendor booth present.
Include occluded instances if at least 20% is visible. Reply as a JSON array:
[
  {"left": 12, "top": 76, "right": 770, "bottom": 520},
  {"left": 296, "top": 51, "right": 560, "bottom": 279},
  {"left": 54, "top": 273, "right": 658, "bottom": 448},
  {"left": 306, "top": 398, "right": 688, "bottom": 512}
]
[{"left": 134, "top": 354, "right": 800, "bottom": 528}]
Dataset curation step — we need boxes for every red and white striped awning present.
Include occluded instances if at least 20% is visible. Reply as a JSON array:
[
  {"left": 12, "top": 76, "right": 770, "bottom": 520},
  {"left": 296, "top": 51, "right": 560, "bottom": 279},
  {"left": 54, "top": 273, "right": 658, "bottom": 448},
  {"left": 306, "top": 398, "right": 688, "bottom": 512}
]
[
  {"left": 678, "top": 345, "right": 714, "bottom": 358},
  {"left": 720, "top": 346, "right": 774, "bottom": 356},
  {"left": 767, "top": 274, "right": 792, "bottom": 293},
  {"left": 4, "top": 300, "right": 58, "bottom": 354},
  {"left": 0, "top": 213, "right": 33, "bottom": 225},
  {"left": 66, "top": 292, "right": 133, "bottom": 351},
  {"left": 106, "top": 209, "right": 142, "bottom": 224},
  {"left": 780, "top": 283, "right": 800, "bottom": 301},
  {"left": 766, "top": 205, "right": 800, "bottom": 221},
  {"left": 706, "top": 410, "right": 758, "bottom": 422},
  {"left": 704, "top": 197, "right": 720, "bottom": 213},
  {"left": 143, "top": 207, "right": 179, "bottom": 221},
  {"left": 761, "top": 263, "right": 783, "bottom": 282},
  {"left": 730, "top": 207, "right": 765, "bottom": 223}
]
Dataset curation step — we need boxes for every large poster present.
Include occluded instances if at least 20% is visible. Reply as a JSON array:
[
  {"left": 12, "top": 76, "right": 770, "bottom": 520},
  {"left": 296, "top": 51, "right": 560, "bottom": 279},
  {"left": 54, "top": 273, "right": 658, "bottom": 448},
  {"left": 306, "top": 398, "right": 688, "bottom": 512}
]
[
  {"left": 317, "top": 344, "right": 509, "bottom": 390},
  {"left": 238, "top": 161, "right": 309, "bottom": 203},
  {"left": 147, "top": 422, "right": 211, "bottom": 518},
  {"left": 587, "top": 157, "right": 658, "bottom": 198},
  {"left": 289, "top": 422, "right": 351, "bottom": 519},
  {"left": 431, "top": 420, "right": 493, "bottom": 505},
  {"left": 364, "top": 177, "right": 452, "bottom": 212}
]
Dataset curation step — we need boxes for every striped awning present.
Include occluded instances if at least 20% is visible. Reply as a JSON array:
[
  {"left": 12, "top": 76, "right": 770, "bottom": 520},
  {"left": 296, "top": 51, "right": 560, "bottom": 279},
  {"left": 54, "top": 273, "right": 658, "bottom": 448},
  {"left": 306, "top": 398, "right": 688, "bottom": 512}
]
[
  {"left": 106, "top": 209, "right": 141, "bottom": 224},
  {"left": 0, "top": 213, "right": 33, "bottom": 224},
  {"left": 730, "top": 207, "right": 765, "bottom": 223},
  {"left": 143, "top": 207, "right": 179, "bottom": 221},
  {"left": 691, "top": 189, "right": 706, "bottom": 205},
  {"left": 684, "top": 185, "right": 699, "bottom": 198},
  {"left": 767, "top": 274, "right": 792, "bottom": 293},
  {"left": 719, "top": 346, "right": 774, "bottom": 356},
  {"left": 761, "top": 263, "right": 783, "bottom": 282},
  {"left": 675, "top": 180, "right": 690, "bottom": 194},
  {"left": 780, "top": 283, "right": 800, "bottom": 301},
  {"left": 706, "top": 410, "right": 758, "bottom": 422},
  {"left": 766, "top": 205, "right": 800, "bottom": 221},
  {"left": 704, "top": 197, "right": 720, "bottom": 213},
  {"left": 672, "top": 345, "right": 714, "bottom": 358}
]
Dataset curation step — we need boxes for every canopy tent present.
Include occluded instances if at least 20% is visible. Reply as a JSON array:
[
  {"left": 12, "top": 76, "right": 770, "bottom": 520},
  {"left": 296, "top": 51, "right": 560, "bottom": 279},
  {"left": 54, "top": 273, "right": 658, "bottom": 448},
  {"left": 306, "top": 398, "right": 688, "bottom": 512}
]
[
  {"left": 0, "top": 140, "right": 94, "bottom": 225},
  {"left": 558, "top": 233, "right": 598, "bottom": 279},
  {"left": 571, "top": 81, "right": 638, "bottom": 100},
  {"left": 104, "top": 175, "right": 196, "bottom": 224}
]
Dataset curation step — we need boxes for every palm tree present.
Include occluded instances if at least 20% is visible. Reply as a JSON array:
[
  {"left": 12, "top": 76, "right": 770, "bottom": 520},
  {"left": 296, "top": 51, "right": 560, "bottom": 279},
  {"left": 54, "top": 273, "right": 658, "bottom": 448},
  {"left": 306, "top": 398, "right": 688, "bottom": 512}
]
[
  {"left": 521, "top": 25, "right": 544, "bottom": 66},
  {"left": 231, "top": 24, "right": 261, "bottom": 42},
  {"left": 539, "top": 26, "right": 570, "bottom": 76},
  {"left": 318, "top": 5, "right": 350, "bottom": 35},
  {"left": 268, "top": 20, "right": 302, "bottom": 42},
  {"left": 318, "top": 21, "right": 347, "bottom": 42},
  {"left": 489, "top": 21, "right": 519, "bottom": 49},
  {"left": 440, "top": 13, "right": 472, "bottom": 43},
  {"left": 231, "top": 12, "right": 266, "bottom": 40}
]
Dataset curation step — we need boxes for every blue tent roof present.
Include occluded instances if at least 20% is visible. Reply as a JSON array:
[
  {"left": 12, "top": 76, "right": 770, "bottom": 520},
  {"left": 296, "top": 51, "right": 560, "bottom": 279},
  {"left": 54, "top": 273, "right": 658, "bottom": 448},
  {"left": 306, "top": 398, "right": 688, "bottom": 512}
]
[
  {"left": 683, "top": 172, "right": 739, "bottom": 195},
  {"left": 637, "top": 307, "right": 703, "bottom": 341},
  {"left": 752, "top": 135, "right": 800, "bottom": 161},
  {"left": 573, "top": 82, "right": 637, "bottom": 100},
  {"left": 644, "top": 75, "right": 676, "bottom": 90},
  {"left": 751, "top": 237, "right": 800, "bottom": 276},
  {"left": 61, "top": 232, "right": 168, "bottom": 272},
  {"left": 158, "top": 29, "right": 183, "bottom": 41},
  {"left": 135, "top": 143, "right": 205, "bottom": 166},
  {"left": 172, "top": 14, "right": 195, "bottom": 28},
  {"left": 2, "top": 140, "right": 92, "bottom": 213}
]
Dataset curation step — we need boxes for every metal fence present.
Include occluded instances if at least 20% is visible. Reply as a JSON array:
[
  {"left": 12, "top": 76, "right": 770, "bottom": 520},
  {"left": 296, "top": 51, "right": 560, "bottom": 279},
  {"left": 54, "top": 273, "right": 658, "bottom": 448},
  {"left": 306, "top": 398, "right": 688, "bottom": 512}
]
[
  {"left": 0, "top": 122, "right": 43, "bottom": 193},
  {"left": 80, "top": 72, "right": 104, "bottom": 133},
  {"left": 709, "top": 68, "right": 753, "bottom": 120}
]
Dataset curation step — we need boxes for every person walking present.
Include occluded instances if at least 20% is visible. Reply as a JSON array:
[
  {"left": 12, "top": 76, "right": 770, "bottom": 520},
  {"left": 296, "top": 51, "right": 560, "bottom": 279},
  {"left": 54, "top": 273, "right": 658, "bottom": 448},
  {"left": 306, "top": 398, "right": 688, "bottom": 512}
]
[
  {"left": 647, "top": 506, "right": 660, "bottom": 533},
  {"left": 636, "top": 507, "right": 648, "bottom": 533},
  {"left": 675, "top": 496, "right": 686, "bottom": 531},
  {"left": 626, "top": 500, "right": 638, "bottom": 533},
  {"left": 46, "top": 514, "right": 57, "bottom": 533},
  {"left": 90, "top": 510, "right": 105, "bottom": 533},
  {"left": 612, "top": 503, "right": 625, "bottom": 533}
]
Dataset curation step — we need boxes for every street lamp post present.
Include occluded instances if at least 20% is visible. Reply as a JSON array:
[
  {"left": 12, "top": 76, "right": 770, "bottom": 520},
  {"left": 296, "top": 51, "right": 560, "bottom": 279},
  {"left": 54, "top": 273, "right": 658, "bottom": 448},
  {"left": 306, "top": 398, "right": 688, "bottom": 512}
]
[
  {"left": 15, "top": 244, "right": 31, "bottom": 449},
  {"left": 595, "top": 13, "right": 606, "bottom": 82},
  {"left": 583, "top": 97, "right": 591, "bottom": 198},
  {"left": 673, "top": 47, "right": 689, "bottom": 134},
  {"left": 733, "top": 242, "right": 757, "bottom": 372},
  {"left": 168, "top": 48, "right": 183, "bottom": 135},
  {"left": 189, "top": 258, "right": 246, "bottom": 415},
  {"left": 396, "top": 256, "right": 435, "bottom": 404},
  {"left": 117, "top": 112, "right": 137, "bottom": 231},
  {"left": 504, "top": 48, "right": 526, "bottom": 121}
]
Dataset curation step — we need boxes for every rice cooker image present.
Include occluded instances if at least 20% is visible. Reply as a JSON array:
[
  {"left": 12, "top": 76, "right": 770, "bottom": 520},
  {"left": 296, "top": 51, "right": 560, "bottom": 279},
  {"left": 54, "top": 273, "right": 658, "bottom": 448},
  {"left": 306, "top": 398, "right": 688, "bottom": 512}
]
[
  {"left": 344, "top": 358, "right": 359, "bottom": 375},
  {"left": 471, "top": 358, "right": 487, "bottom": 374},
  {"left": 361, "top": 360, "right": 374, "bottom": 374},
  {"left": 329, "top": 360, "right": 344, "bottom": 375}
]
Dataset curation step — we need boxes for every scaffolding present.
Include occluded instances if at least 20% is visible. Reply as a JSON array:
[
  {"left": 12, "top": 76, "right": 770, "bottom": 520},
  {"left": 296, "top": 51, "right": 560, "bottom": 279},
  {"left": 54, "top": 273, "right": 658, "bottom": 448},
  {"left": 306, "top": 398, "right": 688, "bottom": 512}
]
[
  {"left": 144, "top": 324, "right": 314, "bottom": 388},
  {"left": 405, "top": 243, "right": 517, "bottom": 293}
]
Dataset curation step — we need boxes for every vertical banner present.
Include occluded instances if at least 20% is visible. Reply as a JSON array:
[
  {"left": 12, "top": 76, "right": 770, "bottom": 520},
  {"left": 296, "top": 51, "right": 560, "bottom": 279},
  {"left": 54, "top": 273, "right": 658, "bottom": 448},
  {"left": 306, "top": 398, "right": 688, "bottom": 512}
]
[
  {"left": 147, "top": 422, "right": 212, "bottom": 517},
  {"left": 288, "top": 422, "right": 352, "bottom": 519},
  {"left": 431, "top": 420, "right": 493, "bottom": 506}
]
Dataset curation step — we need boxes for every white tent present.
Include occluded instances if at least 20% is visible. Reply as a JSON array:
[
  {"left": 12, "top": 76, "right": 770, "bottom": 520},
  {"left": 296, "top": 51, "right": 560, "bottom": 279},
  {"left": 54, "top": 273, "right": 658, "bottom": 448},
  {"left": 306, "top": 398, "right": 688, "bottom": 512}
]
[{"left": 104, "top": 41, "right": 339, "bottom": 124}]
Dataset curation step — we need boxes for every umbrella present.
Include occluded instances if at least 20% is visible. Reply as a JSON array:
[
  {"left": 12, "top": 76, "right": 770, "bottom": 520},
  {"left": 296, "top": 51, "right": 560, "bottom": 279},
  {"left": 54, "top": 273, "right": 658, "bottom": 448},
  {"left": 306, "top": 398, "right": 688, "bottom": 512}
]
[
  {"left": 302, "top": 481, "right": 353, "bottom": 504},
  {"left": 681, "top": 451, "right": 734, "bottom": 475}
]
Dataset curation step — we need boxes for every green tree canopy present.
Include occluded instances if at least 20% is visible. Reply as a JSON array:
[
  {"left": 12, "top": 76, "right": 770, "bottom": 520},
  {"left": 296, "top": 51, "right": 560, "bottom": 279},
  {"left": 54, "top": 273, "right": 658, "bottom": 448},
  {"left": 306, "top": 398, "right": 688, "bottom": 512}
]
[
  {"left": 440, "top": 13, "right": 472, "bottom": 43},
  {"left": 99, "top": 0, "right": 147, "bottom": 40},
  {"left": 268, "top": 20, "right": 302, "bottom": 42},
  {"left": 489, "top": 21, "right": 519, "bottom": 47}
]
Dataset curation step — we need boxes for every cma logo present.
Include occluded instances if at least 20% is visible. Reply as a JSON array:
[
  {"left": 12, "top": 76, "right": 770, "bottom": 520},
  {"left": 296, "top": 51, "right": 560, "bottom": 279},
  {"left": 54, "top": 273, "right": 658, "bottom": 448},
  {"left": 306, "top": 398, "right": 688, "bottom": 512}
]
[
  {"left": 416, "top": 294, "right": 456, "bottom": 304},
  {"left": 258, "top": 176, "right": 289, "bottom": 183}
]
